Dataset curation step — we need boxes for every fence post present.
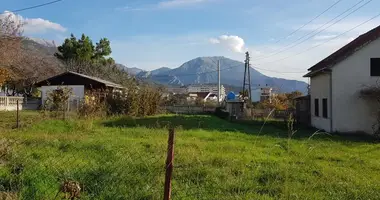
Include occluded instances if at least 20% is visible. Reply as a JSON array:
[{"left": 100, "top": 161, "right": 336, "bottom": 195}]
[
  {"left": 16, "top": 99, "right": 20, "bottom": 128},
  {"left": 5, "top": 96, "right": 9, "bottom": 107},
  {"left": 164, "top": 129, "right": 175, "bottom": 200}
]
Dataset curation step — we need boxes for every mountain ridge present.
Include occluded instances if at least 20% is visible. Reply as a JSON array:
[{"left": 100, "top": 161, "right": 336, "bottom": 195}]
[{"left": 137, "top": 56, "right": 308, "bottom": 94}]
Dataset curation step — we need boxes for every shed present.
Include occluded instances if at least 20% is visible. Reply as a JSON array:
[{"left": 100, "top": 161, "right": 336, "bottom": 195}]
[
  {"left": 294, "top": 95, "right": 310, "bottom": 126},
  {"left": 35, "top": 71, "right": 124, "bottom": 105},
  {"left": 226, "top": 99, "right": 245, "bottom": 120}
]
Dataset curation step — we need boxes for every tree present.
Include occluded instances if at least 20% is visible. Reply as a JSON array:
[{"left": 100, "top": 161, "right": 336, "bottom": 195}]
[
  {"left": 56, "top": 33, "right": 112, "bottom": 64},
  {"left": 95, "top": 38, "right": 112, "bottom": 59},
  {"left": 0, "top": 68, "right": 10, "bottom": 87},
  {"left": 0, "top": 12, "right": 23, "bottom": 71},
  {"left": 259, "top": 91, "right": 303, "bottom": 110}
]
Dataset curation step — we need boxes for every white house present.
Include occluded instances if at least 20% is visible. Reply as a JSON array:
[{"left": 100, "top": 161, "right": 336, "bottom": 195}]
[
  {"left": 304, "top": 25, "right": 380, "bottom": 134},
  {"left": 187, "top": 84, "right": 226, "bottom": 101}
]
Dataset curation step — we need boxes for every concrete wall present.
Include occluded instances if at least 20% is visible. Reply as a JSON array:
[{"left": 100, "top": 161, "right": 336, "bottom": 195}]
[
  {"left": 310, "top": 73, "right": 331, "bottom": 132},
  {"left": 331, "top": 38, "right": 380, "bottom": 134},
  {"left": 40, "top": 85, "right": 85, "bottom": 104}
]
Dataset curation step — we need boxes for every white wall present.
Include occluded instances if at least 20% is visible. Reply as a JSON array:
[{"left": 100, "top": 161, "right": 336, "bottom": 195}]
[
  {"left": 331, "top": 38, "right": 380, "bottom": 134},
  {"left": 40, "top": 85, "right": 85, "bottom": 104},
  {"left": 187, "top": 85, "right": 226, "bottom": 96},
  {"left": 310, "top": 73, "right": 331, "bottom": 132}
]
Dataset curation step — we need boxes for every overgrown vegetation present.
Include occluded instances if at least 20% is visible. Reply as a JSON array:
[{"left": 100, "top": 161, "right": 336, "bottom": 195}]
[
  {"left": 0, "top": 112, "right": 379, "bottom": 199},
  {"left": 360, "top": 85, "right": 380, "bottom": 135},
  {"left": 255, "top": 91, "right": 303, "bottom": 110},
  {"left": 107, "top": 85, "right": 163, "bottom": 117}
]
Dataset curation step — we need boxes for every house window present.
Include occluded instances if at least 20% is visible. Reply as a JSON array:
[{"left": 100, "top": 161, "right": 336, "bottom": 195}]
[
  {"left": 370, "top": 58, "right": 380, "bottom": 76},
  {"left": 322, "top": 98, "right": 328, "bottom": 118},
  {"left": 314, "top": 99, "right": 319, "bottom": 117}
]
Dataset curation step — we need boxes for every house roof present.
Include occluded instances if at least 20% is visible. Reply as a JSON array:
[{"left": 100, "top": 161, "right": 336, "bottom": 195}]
[
  {"left": 68, "top": 71, "right": 123, "bottom": 88},
  {"left": 35, "top": 71, "right": 124, "bottom": 89},
  {"left": 304, "top": 25, "right": 380, "bottom": 77}
]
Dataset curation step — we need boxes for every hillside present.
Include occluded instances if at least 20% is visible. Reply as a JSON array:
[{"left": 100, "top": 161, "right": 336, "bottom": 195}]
[
  {"left": 3, "top": 38, "right": 64, "bottom": 81},
  {"left": 137, "top": 57, "right": 308, "bottom": 93},
  {"left": 116, "top": 64, "right": 144, "bottom": 75}
]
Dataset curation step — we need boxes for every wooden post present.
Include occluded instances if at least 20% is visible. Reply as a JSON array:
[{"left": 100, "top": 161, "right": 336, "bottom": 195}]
[
  {"left": 5, "top": 96, "right": 8, "bottom": 107},
  {"left": 16, "top": 100, "right": 19, "bottom": 128},
  {"left": 164, "top": 129, "right": 175, "bottom": 200}
]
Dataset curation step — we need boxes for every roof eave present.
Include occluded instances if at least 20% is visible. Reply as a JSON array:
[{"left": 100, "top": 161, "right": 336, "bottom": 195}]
[{"left": 303, "top": 68, "right": 332, "bottom": 78}]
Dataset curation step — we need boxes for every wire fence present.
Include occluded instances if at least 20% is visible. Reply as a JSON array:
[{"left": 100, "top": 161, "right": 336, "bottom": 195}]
[
  {"left": 1, "top": 122, "right": 225, "bottom": 200},
  {"left": 0, "top": 126, "right": 171, "bottom": 199},
  {"left": 0, "top": 108, "right": 293, "bottom": 199}
]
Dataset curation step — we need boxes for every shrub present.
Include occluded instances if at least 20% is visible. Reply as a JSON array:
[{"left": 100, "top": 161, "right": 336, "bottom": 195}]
[
  {"left": 41, "top": 86, "right": 73, "bottom": 119},
  {"left": 78, "top": 91, "right": 107, "bottom": 118},
  {"left": 215, "top": 107, "right": 229, "bottom": 119}
]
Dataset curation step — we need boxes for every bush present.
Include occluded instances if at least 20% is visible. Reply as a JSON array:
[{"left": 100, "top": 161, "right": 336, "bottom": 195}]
[
  {"left": 41, "top": 86, "right": 73, "bottom": 119},
  {"left": 106, "top": 85, "right": 163, "bottom": 117},
  {"left": 214, "top": 107, "right": 229, "bottom": 119},
  {"left": 78, "top": 91, "right": 107, "bottom": 118}
]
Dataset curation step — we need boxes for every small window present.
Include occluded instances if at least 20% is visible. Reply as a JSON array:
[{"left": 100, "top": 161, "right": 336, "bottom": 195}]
[
  {"left": 314, "top": 99, "right": 319, "bottom": 117},
  {"left": 322, "top": 98, "right": 328, "bottom": 118},
  {"left": 370, "top": 58, "right": 380, "bottom": 76}
]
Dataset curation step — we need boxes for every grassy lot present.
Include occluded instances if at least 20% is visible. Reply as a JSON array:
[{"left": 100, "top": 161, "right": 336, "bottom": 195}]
[{"left": 1, "top": 111, "right": 380, "bottom": 199}]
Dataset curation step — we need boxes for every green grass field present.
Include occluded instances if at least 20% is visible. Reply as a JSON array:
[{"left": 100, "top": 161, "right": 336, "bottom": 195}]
[{"left": 1, "top": 111, "right": 380, "bottom": 199}]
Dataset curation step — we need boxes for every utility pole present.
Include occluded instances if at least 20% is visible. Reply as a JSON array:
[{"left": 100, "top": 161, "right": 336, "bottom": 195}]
[
  {"left": 242, "top": 52, "right": 252, "bottom": 103},
  {"left": 217, "top": 60, "right": 221, "bottom": 105}
]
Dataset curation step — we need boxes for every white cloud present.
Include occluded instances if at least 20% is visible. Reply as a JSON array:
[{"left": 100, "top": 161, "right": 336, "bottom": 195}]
[
  {"left": 209, "top": 38, "right": 220, "bottom": 44},
  {"left": 209, "top": 35, "right": 247, "bottom": 53},
  {"left": 0, "top": 11, "right": 66, "bottom": 34}
]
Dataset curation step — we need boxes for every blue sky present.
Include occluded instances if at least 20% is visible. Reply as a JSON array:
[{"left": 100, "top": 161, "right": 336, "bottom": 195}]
[{"left": 1, "top": 0, "right": 379, "bottom": 81}]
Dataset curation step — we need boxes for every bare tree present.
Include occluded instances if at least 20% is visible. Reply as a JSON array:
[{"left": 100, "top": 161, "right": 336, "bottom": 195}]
[{"left": 0, "top": 12, "right": 24, "bottom": 68}]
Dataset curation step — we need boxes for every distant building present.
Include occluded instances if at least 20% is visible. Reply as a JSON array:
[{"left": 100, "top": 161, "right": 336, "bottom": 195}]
[
  {"left": 187, "top": 92, "right": 218, "bottom": 102},
  {"left": 260, "top": 86, "right": 274, "bottom": 102},
  {"left": 187, "top": 84, "right": 226, "bottom": 101},
  {"left": 166, "top": 86, "right": 187, "bottom": 94}
]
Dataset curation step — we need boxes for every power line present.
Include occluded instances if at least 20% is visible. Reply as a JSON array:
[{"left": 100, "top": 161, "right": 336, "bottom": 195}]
[
  {"left": 257, "top": 0, "right": 344, "bottom": 53},
  {"left": 11, "top": 0, "right": 63, "bottom": 13},
  {"left": 253, "top": 66, "right": 305, "bottom": 74},
  {"left": 255, "top": 12, "right": 380, "bottom": 66},
  {"left": 253, "top": 0, "right": 373, "bottom": 62}
]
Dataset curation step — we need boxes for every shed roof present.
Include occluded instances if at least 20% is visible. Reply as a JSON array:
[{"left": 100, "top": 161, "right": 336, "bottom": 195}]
[
  {"left": 304, "top": 25, "right": 380, "bottom": 77},
  {"left": 35, "top": 71, "right": 124, "bottom": 89}
]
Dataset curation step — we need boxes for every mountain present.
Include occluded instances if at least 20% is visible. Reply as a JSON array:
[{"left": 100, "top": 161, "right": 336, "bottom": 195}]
[
  {"left": 9, "top": 38, "right": 64, "bottom": 80},
  {"left": 29, "top": 38, "right": 57, "bottom": 48},
  {"left": 125, "top": 67, "right": 143, "bottom": 75},
  {"left": 115, "top": 64, "right": 143, "bottom": 75},
  {"left": 138, "top": 67, "right": 171, "bottom": 77},
  {"left": 137, "top": 56, "right": 308, "bottom": 94}
]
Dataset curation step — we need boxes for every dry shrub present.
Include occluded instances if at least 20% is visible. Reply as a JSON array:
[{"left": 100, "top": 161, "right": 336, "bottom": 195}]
[
  {"left": 106, "top": 85, "right": 162, "bottom": 117},
  {"left": 77, "top": 90, "right": 107, "bottom": 119},
  {"left": 0, "top": 139, "right": 12, "bottom": 165},
  {"left": 0, "top": 192, "right": 18, "bottom": 200}
]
